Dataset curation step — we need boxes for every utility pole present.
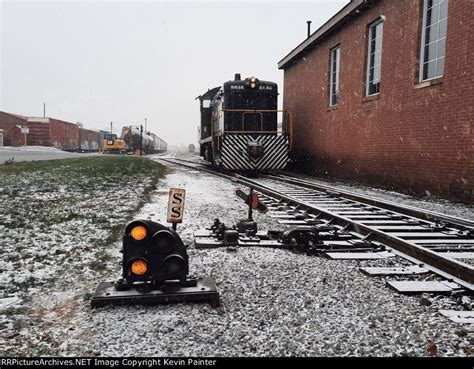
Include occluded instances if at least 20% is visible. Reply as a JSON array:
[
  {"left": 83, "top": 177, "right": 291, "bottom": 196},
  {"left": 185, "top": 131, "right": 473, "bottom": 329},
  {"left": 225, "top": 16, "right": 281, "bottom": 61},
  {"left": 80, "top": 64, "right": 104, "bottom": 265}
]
[
  {"left": 140, "top": 124, "right": 143, "bottom": 157},
  {"left": 43, "top": 103, "right": 46, "bottom": 117},
  {"left": 145, "top": 118, "right": 147, "bottom": 132},
  {"left": 110, "top": 121, "right": 113, "bottom": 134}
]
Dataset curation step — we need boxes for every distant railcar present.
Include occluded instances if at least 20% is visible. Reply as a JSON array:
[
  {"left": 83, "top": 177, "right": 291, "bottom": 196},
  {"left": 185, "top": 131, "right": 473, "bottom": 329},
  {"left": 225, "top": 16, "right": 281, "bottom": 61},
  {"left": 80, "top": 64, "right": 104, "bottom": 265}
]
[
  {"left": 188, "top": 144, "right": 196, "bottom": 153},
  {"left": 198, "top": 74, "right": 292, "bottom": 171},
  {"left": 78, "top": 128, "right": 100, "bottom": 152},
  {"left": 149, "top": 132, "right": 167, "bottom": 152},
  {"left": 26, "top": 117, "right": 79, "bottom": 151},
  {"left": 122, "top": 126, "right": 167, "bottom": 154}
]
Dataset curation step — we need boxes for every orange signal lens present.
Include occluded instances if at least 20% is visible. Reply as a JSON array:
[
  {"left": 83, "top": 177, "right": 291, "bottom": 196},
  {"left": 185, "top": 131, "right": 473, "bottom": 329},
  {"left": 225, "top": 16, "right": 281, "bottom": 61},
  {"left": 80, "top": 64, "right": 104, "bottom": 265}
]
[
  {"left": 130, "top": 225, "right": 147, "bottom": 241},
  {"left": 131, "top": 259, "right": 148, "bottom": 275}
]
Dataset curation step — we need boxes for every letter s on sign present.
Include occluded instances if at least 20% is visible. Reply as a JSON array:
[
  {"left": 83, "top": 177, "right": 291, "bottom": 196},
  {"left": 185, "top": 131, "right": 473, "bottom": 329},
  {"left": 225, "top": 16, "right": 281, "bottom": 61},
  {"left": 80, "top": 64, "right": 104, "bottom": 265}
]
[
  {"left": 167, "top": 188, "right": 186, "bottom": 223},
  {"left": 172, "top": 192, "right": 183, "bottom": 204}
]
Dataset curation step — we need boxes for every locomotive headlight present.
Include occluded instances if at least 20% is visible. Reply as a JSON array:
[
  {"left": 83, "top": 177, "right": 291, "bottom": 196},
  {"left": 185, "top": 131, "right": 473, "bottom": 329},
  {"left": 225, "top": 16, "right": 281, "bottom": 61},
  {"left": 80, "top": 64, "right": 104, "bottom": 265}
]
[
  {"left": 130, "top": 225, "right": 147, "bottom": 241},
  {"left": 249, "top": 76, "right": 259, "bottom": 89},
  {"left": 131, "top": 259, "right": 148, "bottom": 275}
]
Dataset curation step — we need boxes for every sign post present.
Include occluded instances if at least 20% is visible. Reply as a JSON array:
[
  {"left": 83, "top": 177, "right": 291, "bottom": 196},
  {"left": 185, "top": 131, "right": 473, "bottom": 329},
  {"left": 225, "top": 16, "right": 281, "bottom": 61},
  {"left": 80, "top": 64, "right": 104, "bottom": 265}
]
[
  {"left": 20, "top": 127, "right": 29, "bottom": 146},
  {"left": 167, "top": 188, "right": 186, "bottom": 230}
]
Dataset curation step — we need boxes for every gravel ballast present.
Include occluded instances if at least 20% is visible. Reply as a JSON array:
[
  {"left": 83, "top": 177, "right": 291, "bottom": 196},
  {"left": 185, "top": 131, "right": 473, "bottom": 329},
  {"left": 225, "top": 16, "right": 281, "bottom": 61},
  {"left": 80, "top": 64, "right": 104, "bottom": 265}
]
[
  {"left": 2, "top": 157, "right": 472, "bottom": 357},
  {"left": 84, "top": 162, "right": 473, "bottom": 357}
]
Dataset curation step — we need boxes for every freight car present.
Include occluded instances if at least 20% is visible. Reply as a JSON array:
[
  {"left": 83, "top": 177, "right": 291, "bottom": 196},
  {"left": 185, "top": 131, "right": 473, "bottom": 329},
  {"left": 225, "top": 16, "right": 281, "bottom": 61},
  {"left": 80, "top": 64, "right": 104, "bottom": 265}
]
[
  {"left": 121, "top": 126, "right": 167, "bottom": 154},
  {"left": 197, "top": 74, "right": 293, "bottom": 171},
  {"left": 78, "top": 128, "right": 100, "bottom": 152},
  {"left": 26, "top": 117, "right": 79, "bottom": 151},
  {"left": 149, "top": 132, "right": 167, "bottom": 153}
]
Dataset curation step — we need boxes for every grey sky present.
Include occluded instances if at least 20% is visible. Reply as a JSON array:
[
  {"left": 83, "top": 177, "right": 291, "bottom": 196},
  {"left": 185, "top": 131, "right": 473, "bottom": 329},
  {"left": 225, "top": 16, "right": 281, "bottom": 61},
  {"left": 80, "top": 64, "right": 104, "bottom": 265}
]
[{"left": 1, "top": 0, "right": 348, "bottom": 147}]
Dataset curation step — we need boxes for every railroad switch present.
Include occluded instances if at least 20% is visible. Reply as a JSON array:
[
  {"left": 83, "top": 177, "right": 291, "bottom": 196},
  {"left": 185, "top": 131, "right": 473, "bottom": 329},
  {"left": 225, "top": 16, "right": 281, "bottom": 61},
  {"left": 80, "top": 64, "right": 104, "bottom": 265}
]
[
  {"left": 195, "top": 220, "right": 371, "bottom": 254},
  {"left": 195, "top": 187, "right": 382, "bottom": 254}
]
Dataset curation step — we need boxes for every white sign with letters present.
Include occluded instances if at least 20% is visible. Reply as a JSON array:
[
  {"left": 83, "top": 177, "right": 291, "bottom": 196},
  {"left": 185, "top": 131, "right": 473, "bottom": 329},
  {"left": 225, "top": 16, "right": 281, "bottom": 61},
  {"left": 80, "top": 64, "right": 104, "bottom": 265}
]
[{"left": 166, "top": 188, "right": 186, "bottom": 224}]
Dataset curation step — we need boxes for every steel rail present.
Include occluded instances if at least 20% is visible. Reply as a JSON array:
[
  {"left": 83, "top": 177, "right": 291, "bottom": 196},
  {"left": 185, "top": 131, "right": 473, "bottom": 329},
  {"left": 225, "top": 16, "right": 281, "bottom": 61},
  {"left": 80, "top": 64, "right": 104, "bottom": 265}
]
[
  {"left": 234, "top": 175, "right": 474, "bottom": 291},
  {"left": 159, "top": 157, "right": 474, "bottom": 291},
  {"left": 264, "top": 173, "right": 474, "bottom": 230}
]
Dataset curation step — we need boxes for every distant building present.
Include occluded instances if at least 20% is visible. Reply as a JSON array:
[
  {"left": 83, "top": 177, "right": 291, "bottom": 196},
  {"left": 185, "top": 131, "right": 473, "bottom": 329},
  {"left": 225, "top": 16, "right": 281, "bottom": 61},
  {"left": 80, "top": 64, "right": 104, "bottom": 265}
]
[
  {"left": 0, "top": 112, "right": 81, "bottom": 150},
  {"left": 0, "top": 129, "right": 4, "bottom": 147},
  {"left": 0, "top": 111, "right": 29, "bottom": 146},
  {"left": 279, "top": 0, "right": 473, "bottom": 202}
]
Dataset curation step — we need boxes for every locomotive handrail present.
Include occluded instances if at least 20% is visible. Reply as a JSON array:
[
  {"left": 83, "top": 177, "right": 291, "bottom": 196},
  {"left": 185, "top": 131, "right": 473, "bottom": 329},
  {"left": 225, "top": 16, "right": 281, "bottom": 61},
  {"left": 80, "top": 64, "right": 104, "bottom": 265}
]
[{"left": 222, "top": 109, "right": 293, "bottom": 150}]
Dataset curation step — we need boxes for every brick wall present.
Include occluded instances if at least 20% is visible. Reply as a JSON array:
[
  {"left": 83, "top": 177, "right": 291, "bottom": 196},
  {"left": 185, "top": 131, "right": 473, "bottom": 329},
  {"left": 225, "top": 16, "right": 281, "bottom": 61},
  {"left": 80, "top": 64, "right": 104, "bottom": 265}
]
[
  {"left": 0, "top": 112, "right": 28, "bottom": 146},
  {"left": 283, "top": 0, "right": 473, "bottom": 202}
]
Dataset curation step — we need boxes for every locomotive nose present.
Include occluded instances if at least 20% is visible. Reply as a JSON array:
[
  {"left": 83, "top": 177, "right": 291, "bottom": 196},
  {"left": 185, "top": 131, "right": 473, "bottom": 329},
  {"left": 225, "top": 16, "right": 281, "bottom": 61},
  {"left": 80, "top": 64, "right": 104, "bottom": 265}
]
[{"left": 247, "top": 141, "right": 264, "bottom": 161}]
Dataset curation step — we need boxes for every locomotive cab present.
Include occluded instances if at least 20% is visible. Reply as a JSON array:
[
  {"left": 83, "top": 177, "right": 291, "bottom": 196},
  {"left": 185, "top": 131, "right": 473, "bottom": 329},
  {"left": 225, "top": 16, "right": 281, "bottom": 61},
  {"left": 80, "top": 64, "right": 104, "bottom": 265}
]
[{"left": 198, "top": 74, "right": 293, "bottom": 171}]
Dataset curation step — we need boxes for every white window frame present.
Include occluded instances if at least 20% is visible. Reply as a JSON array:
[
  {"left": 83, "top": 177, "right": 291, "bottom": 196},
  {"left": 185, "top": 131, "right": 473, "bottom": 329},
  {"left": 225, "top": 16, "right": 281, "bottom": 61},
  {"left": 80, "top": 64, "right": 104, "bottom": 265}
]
[
  {"left": 329, "top": 46, "right": 340, "bottom": 107},
  {"left": 419, "top": 0, "right": 449, "bottom": 82},
  {"left": 366, "top": 19, "right": 384, "bottom": 96}
]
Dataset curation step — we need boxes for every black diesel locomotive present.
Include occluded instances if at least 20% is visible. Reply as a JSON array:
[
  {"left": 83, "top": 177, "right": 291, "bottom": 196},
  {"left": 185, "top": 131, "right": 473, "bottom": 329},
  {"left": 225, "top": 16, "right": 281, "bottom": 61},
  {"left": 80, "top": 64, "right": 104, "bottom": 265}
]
[{"left": 197, "top": 74, "right": 292, "bottom": 171}]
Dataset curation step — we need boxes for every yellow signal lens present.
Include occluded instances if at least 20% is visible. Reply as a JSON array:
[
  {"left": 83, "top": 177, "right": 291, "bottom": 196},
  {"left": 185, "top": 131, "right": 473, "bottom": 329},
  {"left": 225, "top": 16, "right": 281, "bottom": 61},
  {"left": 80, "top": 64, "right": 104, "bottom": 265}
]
[
  {"left": 130, "top": 225, "right": 147, "bottom": 241},
  {"left": 131, "top": 259, "right": 148, "bottom": 275}
]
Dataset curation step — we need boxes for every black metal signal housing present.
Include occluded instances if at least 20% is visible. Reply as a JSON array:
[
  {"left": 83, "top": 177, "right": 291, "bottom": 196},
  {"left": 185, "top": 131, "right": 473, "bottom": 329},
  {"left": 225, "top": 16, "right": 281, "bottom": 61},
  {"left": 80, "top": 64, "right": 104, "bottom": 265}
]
[
  {"left": 91, "top": 220, "right": 219, "bottom": 308},
  {"left": 121, "top": 220, "right": 189, "bottom": 285}
]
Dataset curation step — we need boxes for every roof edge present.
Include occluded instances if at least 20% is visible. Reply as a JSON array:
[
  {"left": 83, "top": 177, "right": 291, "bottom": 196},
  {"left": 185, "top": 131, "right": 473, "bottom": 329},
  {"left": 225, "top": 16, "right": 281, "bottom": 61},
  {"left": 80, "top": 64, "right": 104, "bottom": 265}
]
[
  {"left": 278, "top": 0, "right": 369, "bottom": 70},
  {"left": 0, "top": 111, "right": 29, "bottom": 121}
]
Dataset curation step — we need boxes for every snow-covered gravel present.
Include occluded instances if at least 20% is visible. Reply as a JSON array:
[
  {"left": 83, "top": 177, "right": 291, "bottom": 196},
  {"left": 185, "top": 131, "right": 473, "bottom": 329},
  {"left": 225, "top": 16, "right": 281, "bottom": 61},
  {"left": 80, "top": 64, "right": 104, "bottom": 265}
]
[
  {"left": 1, "top": 157, "right": 472, "bottom": 357},
  {"left": 50, "top": 162, "right": 474, "bottom": 356}
]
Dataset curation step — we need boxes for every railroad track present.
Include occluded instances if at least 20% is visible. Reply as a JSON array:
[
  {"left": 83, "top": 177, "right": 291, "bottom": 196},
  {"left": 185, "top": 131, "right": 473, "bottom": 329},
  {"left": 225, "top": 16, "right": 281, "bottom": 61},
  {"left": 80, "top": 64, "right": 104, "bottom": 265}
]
[{"left": 159, "top": 156, "right": 474, "bottom": 296}]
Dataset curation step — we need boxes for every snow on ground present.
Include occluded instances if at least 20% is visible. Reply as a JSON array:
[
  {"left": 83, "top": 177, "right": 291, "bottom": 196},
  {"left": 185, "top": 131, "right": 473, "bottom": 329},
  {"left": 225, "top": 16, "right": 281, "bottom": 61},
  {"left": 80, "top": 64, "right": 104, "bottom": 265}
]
[
  {"left": 0, "top": 146, "right": 98, "bottom": 164},
  {"left": 0, "top": 157, "right": 163, "bottom": 356},
  {"left": 36, "top": 163, "right": 474, "bottom": 356},
  {"left": 1, "top": 157, "right": 472, "bottom": 357}
]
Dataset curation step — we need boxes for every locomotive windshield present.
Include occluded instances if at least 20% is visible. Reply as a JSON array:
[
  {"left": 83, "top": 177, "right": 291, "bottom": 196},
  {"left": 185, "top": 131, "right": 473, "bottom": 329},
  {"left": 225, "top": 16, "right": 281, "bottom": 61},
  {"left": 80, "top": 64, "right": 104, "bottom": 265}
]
[
  {"left": 225, "top": 90, "right": 277, "bottom": 110},
  {"left": 223, "top": 80, "right": 278, "bottom": 132}
]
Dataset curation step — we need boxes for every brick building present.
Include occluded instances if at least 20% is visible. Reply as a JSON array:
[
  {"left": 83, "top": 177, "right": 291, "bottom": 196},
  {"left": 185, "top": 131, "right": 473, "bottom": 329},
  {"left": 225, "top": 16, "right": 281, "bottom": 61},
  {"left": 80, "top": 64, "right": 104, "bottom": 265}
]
[
  {"left": 0, "top": 112, "right": 80, "bottom": 150},
  {"left": 279, "top": 0, "right": 473, "bottom": 202},
  {"left": 0, "top": 111, "right": 29, "bottom": 146}
]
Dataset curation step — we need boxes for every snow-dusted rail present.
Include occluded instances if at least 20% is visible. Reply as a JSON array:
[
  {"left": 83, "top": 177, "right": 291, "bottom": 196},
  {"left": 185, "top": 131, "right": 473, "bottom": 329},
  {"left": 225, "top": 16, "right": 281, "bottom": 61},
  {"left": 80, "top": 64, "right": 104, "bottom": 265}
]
[{"left": 159, "top": 156, "right": 474, "bottom": 292}]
